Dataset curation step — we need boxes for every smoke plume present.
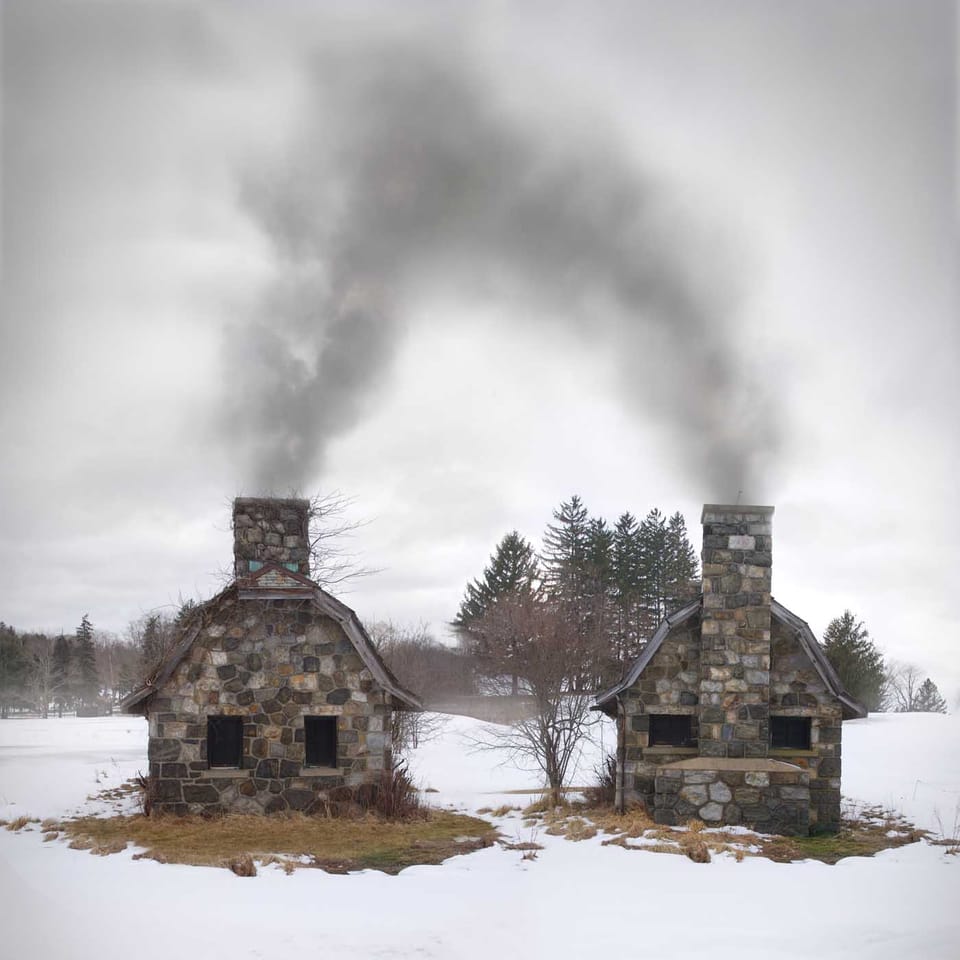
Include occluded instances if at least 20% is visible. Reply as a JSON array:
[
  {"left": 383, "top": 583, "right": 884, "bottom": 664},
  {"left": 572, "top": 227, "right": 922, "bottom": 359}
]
[{"left": 228, "top": 32, "right": 780, "bottom": 496}]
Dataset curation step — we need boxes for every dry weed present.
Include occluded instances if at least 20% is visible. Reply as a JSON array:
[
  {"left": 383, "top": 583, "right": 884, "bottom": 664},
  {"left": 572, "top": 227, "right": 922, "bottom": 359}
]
[
  {"left": 5, "top": 816, "right": 38, "bottom": 832},
  {"left": 228, "top": 853, "right": 257, "bottom": 877}
]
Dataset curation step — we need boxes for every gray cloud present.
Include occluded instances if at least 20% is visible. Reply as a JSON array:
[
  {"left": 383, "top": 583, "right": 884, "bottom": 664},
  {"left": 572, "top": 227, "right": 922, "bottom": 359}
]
[{"left": 228, "top": 31, "right": 779, "bottom": 498}]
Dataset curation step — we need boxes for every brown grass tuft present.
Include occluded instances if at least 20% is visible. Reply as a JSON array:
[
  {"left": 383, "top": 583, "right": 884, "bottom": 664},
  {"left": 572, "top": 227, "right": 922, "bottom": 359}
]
[{"left": 5, "top": 816, "right": 39, "bottom": 832}]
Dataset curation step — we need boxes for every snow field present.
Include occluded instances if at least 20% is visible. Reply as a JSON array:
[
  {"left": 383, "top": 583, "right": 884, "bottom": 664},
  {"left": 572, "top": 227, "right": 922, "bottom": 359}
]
[{"left": 0, "top": 711, "right": 958, "bottom": 959}]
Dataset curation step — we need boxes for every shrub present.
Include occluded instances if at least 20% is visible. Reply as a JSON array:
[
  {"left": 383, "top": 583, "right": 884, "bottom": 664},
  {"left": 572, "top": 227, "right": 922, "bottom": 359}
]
[{"left": 583, "top": 752, "right": 617, "bottom": 807}]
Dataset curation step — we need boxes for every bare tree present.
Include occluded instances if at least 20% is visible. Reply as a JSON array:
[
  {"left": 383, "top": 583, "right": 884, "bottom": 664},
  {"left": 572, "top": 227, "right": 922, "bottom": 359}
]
[
  {"left": 468, "top": 594, "right": 601, "bottom": 804},
  {"left": 24, "top": 634, "right": 58, "bottom": 717},
  {"left": 885, "top": 661, "right": 924, "bottom": 712},
  {"left": 367, "top": 620, "right": 464, "bottom": 752},
  {"left": 306, "top": 490, "right": 381, "bottom": 591}
]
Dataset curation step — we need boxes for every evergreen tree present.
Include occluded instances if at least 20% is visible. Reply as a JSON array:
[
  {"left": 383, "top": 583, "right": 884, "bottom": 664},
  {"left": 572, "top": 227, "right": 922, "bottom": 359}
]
[
  {"left": 541, "top": 495, "right": 591, "bottom": 623},
  {"left": 664, "top": 511, "right": 699, "bottom": 614},
  {"left": 0, "top": 623, "right": 29, "bottom": 718},
  {"left": 611, "top": 512, "right": 644, "bottom": 665},
  {"left": 75, "top": 614, "right": 99, "bottom": 707},
  {"left": 823, "top": 611, "right": 885, "bottom": 712},
  {"left": 912, "top": 677, "right": 947, "bottom": 714},
  {"left": 454, "top": 531, "right": 539, "bottom": 627},
  {"left": 454, "top": 531, "right": 540, "bottom": 695},
  {"left": 541, "top": 496, "right": 602, "bottom": 686},
  {"left": 584, "top": 517, "right": 616, "bottom": 683},
  {"left": 52, "top": 633, "right": 73, "bottom": 716},
  {"left": 638, "top": 508, "right": 668, "bottom": 629}
]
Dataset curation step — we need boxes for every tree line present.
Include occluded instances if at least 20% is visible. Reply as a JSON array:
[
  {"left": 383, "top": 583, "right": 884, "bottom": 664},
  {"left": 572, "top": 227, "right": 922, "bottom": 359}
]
[
  {"left": 0, "top": 603, "right": 195, "bottom": 718},
  {"left": 454, "top": 495, "right": 699, "bottom": 690}
]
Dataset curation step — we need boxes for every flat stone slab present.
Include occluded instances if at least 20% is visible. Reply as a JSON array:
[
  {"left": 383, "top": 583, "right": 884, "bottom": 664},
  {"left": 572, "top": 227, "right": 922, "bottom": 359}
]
[{"left": 660, "top": 757, "right": 803, "bottom": 773}]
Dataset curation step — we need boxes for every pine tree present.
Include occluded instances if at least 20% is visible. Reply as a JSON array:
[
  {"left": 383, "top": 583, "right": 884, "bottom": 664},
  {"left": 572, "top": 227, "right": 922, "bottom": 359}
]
[
  {"left": 541, "top": 496, "right": 601, "bottom": 686},
  {"left": 584, "top": 517, "right": 616, "bottom": 683},
  {"left": 612, "top": 512, "right": 644, "bottom": 665},
  {"left": 664, "top": 511, "right": 698, "bottom": 614},
  {"left": 454, "top": 531, "right": 539, "bottom": 627},
  {"left": 541, "top": 495, "right": 591, "bottom": 620},
  {"left": 52, "top": 633, "right": 73, "bottom": 716},
  {"left": 823, "top": 611, "right": 885, "bottom": 712},
  {"left": 638, "top": 508, "right": 668, "bottom": 629},
  {"left": 0, "top": 623, "right": 29, "bottom": 719},
  {"left": 454, "top": 531, "right": 540, "bottom": 695},
  {"left": 913, "top": 677, "right": 947, "bottom": 714},
  {"left": 75, "top": 614, "right": 99, "bottom": 707}
]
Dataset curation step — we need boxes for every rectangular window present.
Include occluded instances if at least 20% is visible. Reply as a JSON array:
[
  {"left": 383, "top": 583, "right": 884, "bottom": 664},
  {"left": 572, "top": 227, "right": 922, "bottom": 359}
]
[
  {"left": 207, "top": 715, "right": 243, "bottom": 767},
  {"left": 305, "top": 716, "right": 338, "bottom": 768},
  {"left": 648, "top": 714, "right": 694, "bottom": 747},
  {"left": 770, "top": 716, "right": 811, "bottom": 750}
]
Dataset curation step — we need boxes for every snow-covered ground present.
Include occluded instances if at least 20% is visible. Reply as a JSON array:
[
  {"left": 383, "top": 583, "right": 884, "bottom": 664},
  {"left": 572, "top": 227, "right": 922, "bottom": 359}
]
[{"left": 1, "top": 711, "right": 958, "bottom": 959}]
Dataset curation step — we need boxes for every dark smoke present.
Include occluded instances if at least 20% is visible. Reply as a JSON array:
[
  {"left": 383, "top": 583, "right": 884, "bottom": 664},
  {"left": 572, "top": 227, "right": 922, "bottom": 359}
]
[{"left": 228, "top": 33, "right": 780, "bottom": 496}]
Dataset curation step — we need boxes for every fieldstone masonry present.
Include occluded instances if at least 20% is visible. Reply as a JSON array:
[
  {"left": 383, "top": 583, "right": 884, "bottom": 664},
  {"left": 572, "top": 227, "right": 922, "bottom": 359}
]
[
  {"left": 699, "top": 504, "right": 773, "bottom": 758},
  {"left": 233, "top": 497, "right": 311, "bottom": 579},
  {"left": 146, "top": 592, "right": 391, "bottom": 815},
  {"left": 654, "top": 759, "right": 811, "bottom": 836}
]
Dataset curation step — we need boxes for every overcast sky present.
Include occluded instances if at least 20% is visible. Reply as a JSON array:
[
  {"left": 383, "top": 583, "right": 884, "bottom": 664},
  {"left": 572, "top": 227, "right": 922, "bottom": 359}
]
[{"left": 2, "top": 1, "right": 957, "bottom": 701}]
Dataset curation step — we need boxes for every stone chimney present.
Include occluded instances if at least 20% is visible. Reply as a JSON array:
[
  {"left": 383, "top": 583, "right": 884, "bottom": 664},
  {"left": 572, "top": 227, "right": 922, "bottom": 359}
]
[
  {"left": 232, "top": 498, "right": 311, "bottom": 580},
  {"left": 698, "top": 504, "right": 774, "bottom": 758}
]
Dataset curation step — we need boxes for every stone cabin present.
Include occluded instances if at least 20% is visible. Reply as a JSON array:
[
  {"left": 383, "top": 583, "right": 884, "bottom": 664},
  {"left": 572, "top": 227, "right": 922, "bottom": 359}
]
[
  {"left": 594, "top": 504, "right": 866, "bottom": 836},
  {"left": 121, "top": 497, "right": 421, "bottom": 816}
]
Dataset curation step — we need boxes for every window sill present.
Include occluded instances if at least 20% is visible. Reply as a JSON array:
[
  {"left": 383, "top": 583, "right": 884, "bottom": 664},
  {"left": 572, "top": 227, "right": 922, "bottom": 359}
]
[
  {"left": 769, "top": 748, "right": 817, "bottom": 757},
  {"left": 204, "top": 767, "right": 249, "bottom": 778},
  {"left": 300, "top": 766, "right": 341, "bottom": 777},
  {"left": 643, "top": 746, "right": 698, "bottom": 756}
]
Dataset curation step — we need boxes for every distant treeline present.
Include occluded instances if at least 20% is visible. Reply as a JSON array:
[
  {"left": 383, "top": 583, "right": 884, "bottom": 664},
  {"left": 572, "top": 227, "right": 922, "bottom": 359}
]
[{"left": 0, "top": 603, "right": 195, "bottom": 718}]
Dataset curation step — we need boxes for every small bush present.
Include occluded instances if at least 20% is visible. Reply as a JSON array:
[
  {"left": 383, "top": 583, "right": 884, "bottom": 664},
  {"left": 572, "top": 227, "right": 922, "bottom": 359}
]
[
  {"left": 583, "top": 753, "right": 618, "bottom": 807},
  {"left": 228, "top": 853, "right": 257, "bottom": 877},
  {"left": 320, "top": 761, "right": 424, "bottom": 821}
]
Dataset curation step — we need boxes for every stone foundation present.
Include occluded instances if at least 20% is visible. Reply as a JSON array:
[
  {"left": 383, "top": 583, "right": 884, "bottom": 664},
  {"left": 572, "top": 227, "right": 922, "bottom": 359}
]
[{"left": 654, "top": 758, "right": 810, "bottom": 836}]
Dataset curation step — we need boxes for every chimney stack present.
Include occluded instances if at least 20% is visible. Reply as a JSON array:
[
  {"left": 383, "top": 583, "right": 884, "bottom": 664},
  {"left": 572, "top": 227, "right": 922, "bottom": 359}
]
[
  {"left": 232, "top": 498, "right": 311, "bottom": 580},
  {"left": 698, "top": 504, "right": 774, "bottom": 758}
]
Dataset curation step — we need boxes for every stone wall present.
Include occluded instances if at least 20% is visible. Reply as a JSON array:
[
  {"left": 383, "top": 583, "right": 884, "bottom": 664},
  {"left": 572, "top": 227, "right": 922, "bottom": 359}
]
[
  {"left": 233, "top": 498, "right": 311, "bottom": 579},
  {"left": 621, "top": 615, "right": 701, "bottom": 810},
  {"left": 146, "top": 591, "right": 392, "bottom": 815},
  {"left": 769, "top": 617, "right": 843, "bottom": 830},
  {"left": 654, "top": 760, "right": 810, "bottom": 836}
]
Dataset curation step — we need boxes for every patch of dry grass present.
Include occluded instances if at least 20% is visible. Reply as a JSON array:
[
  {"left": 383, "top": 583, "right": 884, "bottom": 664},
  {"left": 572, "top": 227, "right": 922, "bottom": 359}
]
[
  {"left": 4, "top": 816, "right": 39, "bottom": 832},
  {"left": 61, "top": 810, "right": 498, "bottom": 875}
]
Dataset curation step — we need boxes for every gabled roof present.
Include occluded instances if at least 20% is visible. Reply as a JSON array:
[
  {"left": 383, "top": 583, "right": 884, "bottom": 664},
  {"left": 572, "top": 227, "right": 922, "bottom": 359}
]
[
  {"left": 593, "top": 597, "right": 867, "bottom": 719},
  {"left": 121, "top": 564, "right": 422, "bottom": 714}
]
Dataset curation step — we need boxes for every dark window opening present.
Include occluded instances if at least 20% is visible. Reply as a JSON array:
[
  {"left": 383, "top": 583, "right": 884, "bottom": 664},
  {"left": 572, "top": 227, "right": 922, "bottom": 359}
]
[
  {"left": 648, "top": 714, "right": 694, "bottom": 747},
  {"left": 207, "top": 715, "right": 243, "bottom": 767},
  {"left": 305, "top": 716, "right": 338, "bottom": 768},
  {"left": 770, "top": 716, "right": 811, "bottom": 750}
]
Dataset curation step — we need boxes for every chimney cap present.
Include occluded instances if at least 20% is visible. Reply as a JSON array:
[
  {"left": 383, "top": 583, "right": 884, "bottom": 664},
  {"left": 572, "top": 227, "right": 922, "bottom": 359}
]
[{"left": 701, "top": 503, "right": 775, "bottom": 523}]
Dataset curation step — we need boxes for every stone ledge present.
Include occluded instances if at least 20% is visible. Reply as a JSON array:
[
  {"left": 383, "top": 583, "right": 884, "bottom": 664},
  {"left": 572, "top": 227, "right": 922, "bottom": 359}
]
[
  {"left": 299, "top": 766, "right": 341, "bottom": 777},
  {"left": 643, "top": 747, "right": 699, "bottom": 757},
  {"left": 204, "top": 767, "right": 250, "bottom": 779},
  {"left": 769, "top": 749, "right": 818, "bottom": 758},
  {"left": 661, "top": 757, "right": 804, "bottom": 773}
]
